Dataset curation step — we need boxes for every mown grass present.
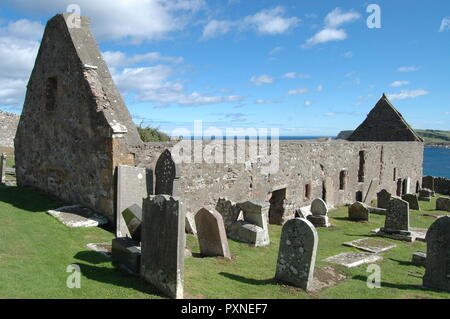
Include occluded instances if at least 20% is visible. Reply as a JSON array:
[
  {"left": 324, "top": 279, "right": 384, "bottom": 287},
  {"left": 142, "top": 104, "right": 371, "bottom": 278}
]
[{"left": 0, "top": 184, "right": 449, "bottom": 299}]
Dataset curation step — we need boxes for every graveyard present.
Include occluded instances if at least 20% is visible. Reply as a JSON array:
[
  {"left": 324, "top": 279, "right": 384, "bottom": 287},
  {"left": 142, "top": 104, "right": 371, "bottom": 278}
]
[{"left": 0, "top": 180, "right": 449, "bottom": 299}]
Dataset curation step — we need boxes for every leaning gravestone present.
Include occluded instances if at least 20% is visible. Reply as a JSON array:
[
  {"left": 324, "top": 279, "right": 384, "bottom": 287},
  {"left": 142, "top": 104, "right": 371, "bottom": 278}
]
[
  {"left": 121, "top": 204, "right": 142, "bottom": 242},
  {"left": 348, "top": 202, "right": 370, "bottom": 221},
  {"left": 363, "top": 178, "right": 379, "bottom": 204},
  {"left": 141, "top": 195, "right": 185, "bottom": 299},
  {"left": 402, "top": 194, "right": 420, "bottom": 210},
  {"left": 195, "top": 208, "right": 231, "bottom": 259},
  {"left": 275, "top": 218, "right": 318, "bottom": 291},
  {"left": 436, "top": 197, "right": 450, "bottom": 212},
  {"left": 155, "top": 149, "right": 179, "bottom": 196},
  {"left": 0, "top": 153, "right": 6, "bottom": 184},
  {"left": 117, "top": 165, "right": 152, "bottom": 238},
  {"left": 307, "top": 198, "right": 330, "bottom": 227},
  {"left": 377, "top": 189, "right": 391, "bottom": 209},
  {"left": 422, "top": 176, "right": 435, "bottom": 193},
  {"left": 215, "top": 198, "right": 240, "bottom": 233},
  {"left": 423, "top": 216, "right": 450, "bottom": 292}
]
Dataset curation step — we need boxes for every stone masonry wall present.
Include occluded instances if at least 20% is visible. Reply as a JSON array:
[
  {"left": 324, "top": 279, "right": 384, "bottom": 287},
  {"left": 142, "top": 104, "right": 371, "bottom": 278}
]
[
  {"left": 133, "top": 140, "right": 424, "bottom": 222},
  {"left": 0, "top": 110, "right": 20, "bottom": 149}
]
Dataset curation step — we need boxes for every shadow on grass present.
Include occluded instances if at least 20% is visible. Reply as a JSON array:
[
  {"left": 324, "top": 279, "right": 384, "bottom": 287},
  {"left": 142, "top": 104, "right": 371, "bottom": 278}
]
[
  {"left": 0, "top": 185, "right": 61, "bottom": 212},
  {"left": 74, "top": 251, "right": 110, "bottom": 265},
  {"left": 352, "top": 275, "right": 425, "bottom": 291},
  {"left": 77, "top": 263, "right": 166, "bottom": 298},
  {"left": 219, "top": 272, "right": 275, "bottom": 286},
  {"left": 389, "top": 258, "right": 413, "bottom": 267}
]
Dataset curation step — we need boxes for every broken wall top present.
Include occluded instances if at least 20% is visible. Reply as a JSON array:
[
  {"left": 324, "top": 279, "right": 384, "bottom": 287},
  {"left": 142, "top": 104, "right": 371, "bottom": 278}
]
[{"left": 348, "top": 94, "right": 423, "bottom": 142}]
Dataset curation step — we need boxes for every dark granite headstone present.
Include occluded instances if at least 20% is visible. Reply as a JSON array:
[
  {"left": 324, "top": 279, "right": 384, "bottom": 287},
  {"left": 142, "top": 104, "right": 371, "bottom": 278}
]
[
  {"left": 112, "top": 237, "right": 141, "bottom": 275},
  {"left": 423, "top": 216, "right": 450, "bottom": 292},
  {"left": 155, "top": 149, "right": 179, "bottom": 196},
  {"left": 402, "top": 194, "right": 420, "bottom": 210},
  {"left": 275, "top": 218, "right": 318, "bottom": 291},
  {"left": 141, "top": 195, "right": 185, "bottom": 299},
  {"left": 377, "top": 189, "right": 391, "bottom": 209},
  {"left": 436, "top": 197, "right": 450, "bottom": 212},
  {"left": 422, "top": 176, "right": 435, "bottom": 193}
]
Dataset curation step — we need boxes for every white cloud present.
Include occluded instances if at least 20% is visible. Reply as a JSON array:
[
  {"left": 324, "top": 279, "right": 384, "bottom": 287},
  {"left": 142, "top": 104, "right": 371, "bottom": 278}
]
[
  {"left": 244, "top": 6, "right": 300, "bottom": 35},
  {"left": 0, "top": 19, "right": 43, "bottom": 106},
  {"left": 304, "top": 28, "right": 347, "bottom": 47},
  {"left": 342, "top": 51, "right": 353, "bottom": 58},
  {"left": 317, "top": 85, "right": 323, "bottom": 92},
  {"left": 287, "top": 88, "right": 309, "bottom": 95},
  {"left": 250, "top": 74, "right": 274, "bottom": 86},
  {"left": 303, "top": 8, "right": 360, "bottom": 47},
  {"left": 283, "top": 72, "right": 311, "bottom": 79},
  {"left": 202, "top": 6, "right": 299, "bottom": 39},
  {"left": 323, "top": 112, "right": 336, "bottom": 117},
  {"left": 390, "top": 81, "right": 410, "bottom": 87},
  {"left": 269, "top": 46, "right": 284, "bottom": 55},
  {"left": 255, "top": 99, "right": 279, "bottom": 104},
  {"left": 103, "top": 51, "right": 184, "bottom": 69},
  {"left": 387, "top": 89, "right": 429, "bottom": 100},
  {"left": 345, "top": 71, "right": 356, "bottom": 77},
  {"left": 439, "top": 17, "right": 450, "bottom": 32},
  {"left": 397, "top": 66, "right": 419, "bottom": 72},
  {"left": 324, "top": 8, "right": 361, "bottom": 28},
  {"left": 304, "top": 101, "right": 312, "bottom": 107},
  {"left": 7, "top": 0, "right": 206, "bottom": 42}
]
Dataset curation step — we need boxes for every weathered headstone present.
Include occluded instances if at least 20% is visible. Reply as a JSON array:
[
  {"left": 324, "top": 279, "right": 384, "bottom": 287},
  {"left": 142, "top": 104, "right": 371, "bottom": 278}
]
[
  {"left": 141, "top": 195, "right": 185, "bottom": 299},
  {"left": 412, "top": 251, "right": 426, "bottom": 267},
  {"left": 307, "top": 198, "right": 330, "bottom": 227},
  {"left": 195, "top": 208, "right": 231, "bottom": 259},
  {"left": 363, "top": 178, "right": 379, "bottom": 204},
  {"left": 348, "top": 202, "right": 370, "bottom": 221},
  {"left": 377, "top": 189, "right": 391, "bottom": 209},
  {"left": 275, "top": 218, "right": 318, "bottom": 291},
  {"left": 422, "top": 176, "right": 435, "bottom": 193},
  {"left": 402, "top": 194, "right": 420, "bottom": 210},
  {"left": 228, "top": 200, "right": 270, "bottom": 247},
  {"left": 121, "top": 204, "right": 142, "bottom": 242},
  {"left": 384, "top": 198, "right": 410, "bottom": 232},
  {"left": 155, "top": 149, "right": 179, "bottom": 196},
  {"left": 215, "top": 198, "right": 240, "bottom": 233},
  {"left": 0, "top": 153, "right": 6, "bottom": 184},
  {"left": 117, "top": 165, "right": 152, "bottom": 238},
  {"left": 112, "top": 237, "right": 141, "bottom": 275},
  {"left": 419, "top": 188, "right": 433, "bottom": 202},
  {"left": 423, "top": 216, "right": 450, "bottom": 292},
  {"left": 436, "top": 197, "right": 450, "bottom": 212},
  {"left": 403, "top": 177, "right": 411, "bottom": 194},
  {"left": 185, "top": 212, "right": 197, "bottom": 235}
]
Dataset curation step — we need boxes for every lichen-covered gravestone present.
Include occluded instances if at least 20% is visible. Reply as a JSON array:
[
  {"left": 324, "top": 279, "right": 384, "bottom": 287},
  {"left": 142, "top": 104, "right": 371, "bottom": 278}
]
[
  {"left": 195, "top": 208, "right": 231, "bottom": 259},
  {"left": 419, "top": 189, "right": 433, "bottom": 202},
  {"left": 436, "top": 197, "right": 450, "bottom": 212},
  {"left": 215, "top": 198, "right": 240, "bottom": 233},
  {"left": 140, "top": 195, "right": 185, "bottom": 299},
  {"left": 376, "top": 197, "right": 414, "bottom": 241},
  {"left": 155, "top": 149, "right": 179, "bottom": 196},
  {"left": 307, "top": 198, "right": 330, "bottom": 227},
  {"left": 402, "top": 194, "right": 420, "bottom": 210},
  {"left": 348, "top": 202, "right": 370, "bottom": 221},
  {"left": 275, "top": 218, "right": 318, "bottom": 291},
  {"left": 423, "top": 216, "right": 450, "bottom": 292},
  {"left": 422, "top": 176, "right": 435, "bottom": 193},
  {"left": 377, "top": 189, "right": 391, "bottom": 209}
]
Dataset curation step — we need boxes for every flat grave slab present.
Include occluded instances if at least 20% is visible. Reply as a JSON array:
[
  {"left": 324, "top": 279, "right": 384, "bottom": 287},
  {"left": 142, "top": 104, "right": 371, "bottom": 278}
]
[
  {"left": 371, "top": 227, "right": 427, "bottom": 242},
  {"left": 324, "top": 252, "right": 383, "bottom": 268},
  {"left": 308, "top": 266, "right": 347, "bottom": 293},
  {"left": 343, "top": 238, "right": 396, "bottom": 253},
  {"left": 86, "top": 243, "right": 112, "bottom": 259},
  {"left": 47, "top": 205, "right": 108, "bottom": 228}
]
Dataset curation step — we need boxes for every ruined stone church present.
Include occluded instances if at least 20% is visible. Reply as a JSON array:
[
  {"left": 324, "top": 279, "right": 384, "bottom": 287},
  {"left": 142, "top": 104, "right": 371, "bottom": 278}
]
[{"left": 14, "top": 14, "right": 424, "bottom": 227}]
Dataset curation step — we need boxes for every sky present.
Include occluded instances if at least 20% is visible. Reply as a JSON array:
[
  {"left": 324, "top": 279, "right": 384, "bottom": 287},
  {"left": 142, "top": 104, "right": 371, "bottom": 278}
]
[{"left": 0, "top": 0, "right": 449, "bottom": 137}]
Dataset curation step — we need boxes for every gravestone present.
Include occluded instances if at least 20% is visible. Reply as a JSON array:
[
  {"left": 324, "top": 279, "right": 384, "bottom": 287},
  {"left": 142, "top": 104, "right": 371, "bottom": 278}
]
[
  {"left": 384, "top": 198, "right": 410, "bottom": 232},
  {"left": 228, "top": 200, "right": 270, "bottom": 247},
  {"left": 403, "top": 177, "right": 411, "bottom": 194},
  {"left": 121, "top": 204, "right": 142, "bottom": 242},
  {"left": 363, "top": 178, "right": 379, "bottom": 204},
  {"left": 215, "top": 198, "right": 240, "bottom": 233},
  {"left": 0, "top": 153, "right": 6, "bottom": 184},
  {"left": 419, "top": 188, "right": 433, "bottom": 202},
  {"left": 141, "top": 195, "right": 185, "bottom": 299},
  {"left": 422, "top": 176, "right": 435, "bottom": 193},
  {"left": 117, "top": 165, "right": 152, "bottom": 238},
  {"left": 423, "top": 216, "right": 450, "bottom": 292},
  {"left": 275, "top": 218, "right": 318, "bottom": 291},
  {"left": 348, "top": 202, "right": 370, "bottom": 221},
  {"left": 436, "top": 197, "right": 450, "bottom": 212},
  {"left": 402, "top": 194, "right": 420, "bottom": 210},
  {"left": 307, "top": 198, "right": 330, "bottom": 227},
  {"left": 155, "top": 149, "right": 179, "bottom": 196},
  {"left": 112, "top": 237, "right": 141, "bottom": 275},
  {"left": 195, "top": 208, "right": 231, "bottom": 259},
  {"left": 377, "top": 189, "right": 391, "bottom": 209}
]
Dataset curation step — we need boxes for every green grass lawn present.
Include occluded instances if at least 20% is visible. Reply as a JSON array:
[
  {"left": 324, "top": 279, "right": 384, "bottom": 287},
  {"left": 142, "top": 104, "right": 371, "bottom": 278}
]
[{"left": 0, "top": 184, "right": 449, "bottom": 299}]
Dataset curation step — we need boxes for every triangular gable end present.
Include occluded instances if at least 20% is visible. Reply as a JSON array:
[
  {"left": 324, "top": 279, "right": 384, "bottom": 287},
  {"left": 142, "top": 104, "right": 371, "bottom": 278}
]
[{"left": 348, "top": 94, "right": 423, "bottom": 142}]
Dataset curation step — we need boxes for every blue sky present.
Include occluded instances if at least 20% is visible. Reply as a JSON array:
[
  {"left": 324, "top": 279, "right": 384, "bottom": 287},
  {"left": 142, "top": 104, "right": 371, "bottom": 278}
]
[{"left": 0, "top": 0, "right": 449, "bottom": 136}]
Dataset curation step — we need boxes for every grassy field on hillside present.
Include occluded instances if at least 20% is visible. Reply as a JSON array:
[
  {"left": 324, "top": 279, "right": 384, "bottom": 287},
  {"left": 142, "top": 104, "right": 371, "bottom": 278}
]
[{"left": 0, "top": 184, "right": 449, "bottom": 299}]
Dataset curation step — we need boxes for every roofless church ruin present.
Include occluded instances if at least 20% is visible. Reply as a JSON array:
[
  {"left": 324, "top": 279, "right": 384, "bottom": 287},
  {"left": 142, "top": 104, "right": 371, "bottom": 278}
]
[{"left": 14, "top": 14, "right": 424, "bottom": 227}]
